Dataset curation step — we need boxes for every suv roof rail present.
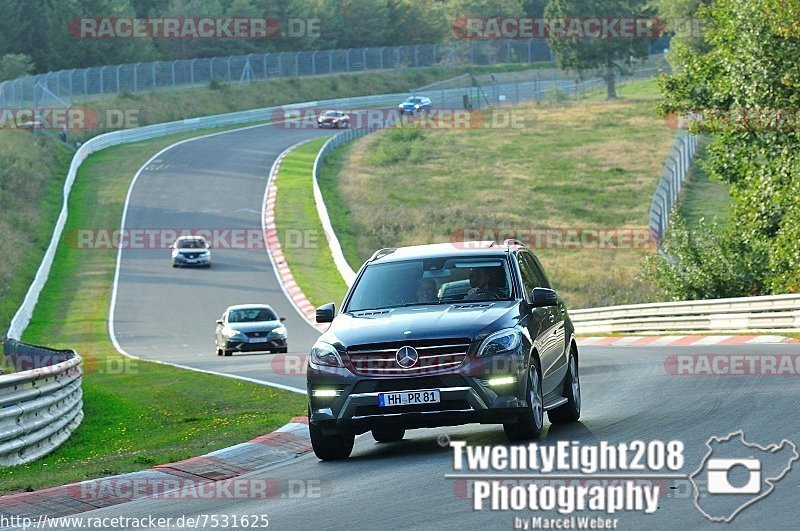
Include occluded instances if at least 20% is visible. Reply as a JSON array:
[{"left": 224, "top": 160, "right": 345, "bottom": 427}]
[
  {"left": 370, "top": 248, "right": 397, "bottom": 261},
  {"left": 502, "top": 238, "right": 526, "bottom": 247}
]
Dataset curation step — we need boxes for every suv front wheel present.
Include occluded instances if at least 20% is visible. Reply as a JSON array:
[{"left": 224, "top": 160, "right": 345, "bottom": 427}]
[
  {"left": 503, "top": 360, "right": 544, "bottom": 441},
  {"left": 310, "top": 420, "right": 355, "bottom": 460}
]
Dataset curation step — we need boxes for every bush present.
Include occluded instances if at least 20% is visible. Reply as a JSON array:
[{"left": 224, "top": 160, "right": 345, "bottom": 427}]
[{"left": 642, "top": 214, "right": 771, "bottom": 301}]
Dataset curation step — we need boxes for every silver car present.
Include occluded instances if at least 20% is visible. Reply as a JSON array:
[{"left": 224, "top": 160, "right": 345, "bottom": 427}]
[
  {"left": 215, "top": 304, "right": 288, "bottom": 356},
  {"left": 171, "top": 235, "right": 211, "bottom": 268}
]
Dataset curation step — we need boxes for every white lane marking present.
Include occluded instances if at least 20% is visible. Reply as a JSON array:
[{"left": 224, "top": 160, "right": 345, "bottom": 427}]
[
  {"left": 693, "top": 335, "right": 733, "bottom": 345},
  {"left": 747, "top": 335, "right": 791, "bottom": 344},
  {"left": 609, "top": 336, "right": 645, "bottom": 346},
  {"left": 109, "top": 121, "right": 315, "bottom": 395}
]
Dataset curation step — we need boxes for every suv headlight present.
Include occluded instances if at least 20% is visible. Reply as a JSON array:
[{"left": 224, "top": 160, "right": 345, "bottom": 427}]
[
  {"left": 271, "top": 325, "right": 287, "bottom": 337},
  {"left": 310, "top": 341, "right": 343, "bottom": 368},
  {"left": 477, "top": 328, "right": 522, "bottom": 357}
]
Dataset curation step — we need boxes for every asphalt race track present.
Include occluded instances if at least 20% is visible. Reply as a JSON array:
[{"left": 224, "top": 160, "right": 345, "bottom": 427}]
[
  {"left": 106, "top": 124, "right": 800, "bottom": 529},
  {"left": 80, "top": 344, "right": 800, "bottom": 529},
  {"left": 111, "top": 123, "right": 332, "bottom": 391}
]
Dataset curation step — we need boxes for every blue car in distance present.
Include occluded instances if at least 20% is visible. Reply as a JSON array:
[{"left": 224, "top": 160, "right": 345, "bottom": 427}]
[{"left": 398, "top": 96, "right": 432, "bottom": 115}]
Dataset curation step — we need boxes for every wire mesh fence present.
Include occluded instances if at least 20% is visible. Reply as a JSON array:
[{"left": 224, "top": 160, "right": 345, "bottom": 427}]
[{"left": 0, "top": 38, "right": 669, "bottom": 108}]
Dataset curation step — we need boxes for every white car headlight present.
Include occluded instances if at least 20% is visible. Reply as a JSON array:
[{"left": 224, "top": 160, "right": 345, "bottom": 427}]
[
  {"left": 271, "top": 325, "right": 287, "bottom": 337},
  {"left": 309, "top": 341, "right": 343, "bottom": 368},
  {"left": 226, "top": 328, "right": 246, "bottom": 339},
  {"left": 477, "top": 328, "right": 522, "bottom": 357}
]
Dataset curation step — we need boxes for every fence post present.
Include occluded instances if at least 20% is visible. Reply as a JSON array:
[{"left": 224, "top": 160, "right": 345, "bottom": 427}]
[
  {"left": 172, "top": 61, "right": 176, "bottom": 87},
  {"left": 152, "top": 62, "right": 156, "bottom": 88},
  {"left": 116, "top": 65, "right": 121, "bottom": 94},
  {"left": 312, "top": 50, "right": 318, "bottom": 75},
  {"left": 190, "top": 58, "right": 196, "bottom": 84},
  {"left": 346, "top": 48, "right": 351, "bottom": 71},
  {"left": 379, "top": 47, "right": 385, "bottom": 69},
  {"left": 100, "top": 66, "right": 105, "bottom": 94},
  {"left": 227, "top": 58, "right": 232, "bottom": 80},
  {"left": 414, "top": 45, "right": 419, "bottom": 67}
]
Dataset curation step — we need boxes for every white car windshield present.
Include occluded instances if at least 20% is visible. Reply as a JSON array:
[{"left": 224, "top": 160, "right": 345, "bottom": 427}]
[{"left": 228, "top": 308, "right": 277, "bottom": 323}]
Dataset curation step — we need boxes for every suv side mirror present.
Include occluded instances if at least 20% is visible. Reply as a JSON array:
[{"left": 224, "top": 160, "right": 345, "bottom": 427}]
[
  {"left": 215, "top": 319, "right": 223, "bottom": 325},
  {"left": 316, "top": 303, "right": 335, "bottom": 323},
  {"left": 530, "top": 287, "right": 558, "bottom": 308},
  {"left": 279, "top": 316, "right": 286, "bottom": 322}
]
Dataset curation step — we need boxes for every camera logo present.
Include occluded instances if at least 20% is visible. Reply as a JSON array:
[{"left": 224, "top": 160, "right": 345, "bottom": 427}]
[
  {"left": 690, "top": 431, "right": 798, "bottom": 522},
  {"left": 706, "top": 458, "right": 761, "bottom": 495}
]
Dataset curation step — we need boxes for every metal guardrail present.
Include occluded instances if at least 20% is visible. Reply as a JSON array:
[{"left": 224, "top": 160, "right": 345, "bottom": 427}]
[
  {"left": 648, "top": 131, "right": 699, "bottom": 244},
  {"left": 0, "top": 339, "right": 83, "bottom": 467},
  {"left": 571, "top": 294, "right": 800, "bottom": 334}
]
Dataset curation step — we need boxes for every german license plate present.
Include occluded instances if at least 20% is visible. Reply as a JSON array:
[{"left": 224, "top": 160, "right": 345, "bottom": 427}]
[
  {"left": 378, "top": 390, "right": 440, "bottom": 407},
  {"left": 250, "top": 337, "right": 268, "bottom": 343}
]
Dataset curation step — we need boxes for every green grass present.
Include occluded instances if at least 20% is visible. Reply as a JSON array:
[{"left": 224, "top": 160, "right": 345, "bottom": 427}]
[
  {"left": 320, "top": 77, "right": 676, "bottom": 308},
  {"left": 317, "top": 143, "right": 364, "bottom": 271},
  {"left": 273, "top": 138, "right": 350, "bottom": 308},
  {"left": 0, "top": 133, "right": 72, "bottom": 365},
  {"left": 75, "top": 64, "right": 545, "bottom": 142},
  {"left": 677, "top": 143, "right": 731, "bottom": 227},
  {"left": 0, "top": 123, "right": 306, "bottom": 494}
]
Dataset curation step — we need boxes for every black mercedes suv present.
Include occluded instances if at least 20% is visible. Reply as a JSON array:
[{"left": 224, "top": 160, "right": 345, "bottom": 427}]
[{"left": 307, "top": 240, "right": 581, "bottom": 460}]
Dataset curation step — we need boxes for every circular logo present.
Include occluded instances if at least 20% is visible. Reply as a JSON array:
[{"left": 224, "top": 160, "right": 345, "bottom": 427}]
[{"left": 395, "top": 346, "right": 419, "bottom": 369}]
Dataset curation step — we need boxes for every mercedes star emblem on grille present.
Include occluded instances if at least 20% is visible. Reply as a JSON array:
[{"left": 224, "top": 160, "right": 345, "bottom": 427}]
[{"left": 395, "top": 346, "right": 419, "bottom": 369}]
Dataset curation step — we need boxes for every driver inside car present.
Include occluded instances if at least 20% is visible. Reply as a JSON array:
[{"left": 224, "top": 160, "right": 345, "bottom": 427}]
[{"left": 465, "top": 267, "right": 504, "bottom": 300}]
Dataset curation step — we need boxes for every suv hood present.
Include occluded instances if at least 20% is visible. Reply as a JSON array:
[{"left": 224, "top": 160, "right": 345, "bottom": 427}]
[{"left": 324, "top": 301, "right": 520, "bottom": 347}]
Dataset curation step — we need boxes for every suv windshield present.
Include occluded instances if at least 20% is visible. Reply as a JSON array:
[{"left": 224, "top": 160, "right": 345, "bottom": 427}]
[
  {"left": 347, "top": 257, "right": 513, "bottom": 311},
  {"left": 228, "top": 307, "right": 277, "bottom": 323}
]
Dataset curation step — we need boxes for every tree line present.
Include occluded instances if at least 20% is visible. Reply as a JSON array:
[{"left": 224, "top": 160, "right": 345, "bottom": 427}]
[{"left": 0, "top": 0, "right": 547, "bottom": 80}]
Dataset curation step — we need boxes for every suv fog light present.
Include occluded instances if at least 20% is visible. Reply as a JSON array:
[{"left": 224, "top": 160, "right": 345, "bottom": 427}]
[
  {"left": 312, "top": 389, "right": 342, "bottom": 397},
  {"left": 487, "top": 376, "right": 516, "bottom": 386}
]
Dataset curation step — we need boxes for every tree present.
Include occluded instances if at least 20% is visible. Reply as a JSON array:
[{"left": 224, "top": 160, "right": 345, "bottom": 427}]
[
  {"left": 656, "top": 0, "right": 800, "bottom": 296},
  {"left": 545, "top": 0, "right": 660, "bottom": 99},
  {"left": 0, "top": 54, "right": 36, "bottom": 82}
]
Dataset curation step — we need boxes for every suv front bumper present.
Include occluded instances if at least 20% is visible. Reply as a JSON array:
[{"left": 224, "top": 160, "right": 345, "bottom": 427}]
[{"left": 308, "top": 360, "right": 529, "bottom": 435}]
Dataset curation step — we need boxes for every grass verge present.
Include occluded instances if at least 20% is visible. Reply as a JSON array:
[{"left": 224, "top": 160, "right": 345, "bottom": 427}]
[
  {"left": 319, "top": 77, "right": 676, "bottom": 308},
  {"left": 273, "top": 138, "right": 350, "bottom": 308},
  {"left": 0, "top": 123, "right": 306, "bottom": 494},
  {"left": 677, "top": 142, "right": 731, "bottom": 228},
  {"left": 0, "top": 133, "right": 72, "bottom": 365}
]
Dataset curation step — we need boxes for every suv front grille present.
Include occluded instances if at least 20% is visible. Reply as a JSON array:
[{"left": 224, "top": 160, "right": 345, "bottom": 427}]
[{"left": 346, "top": 338, "right": 471, "bottom": 376}]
